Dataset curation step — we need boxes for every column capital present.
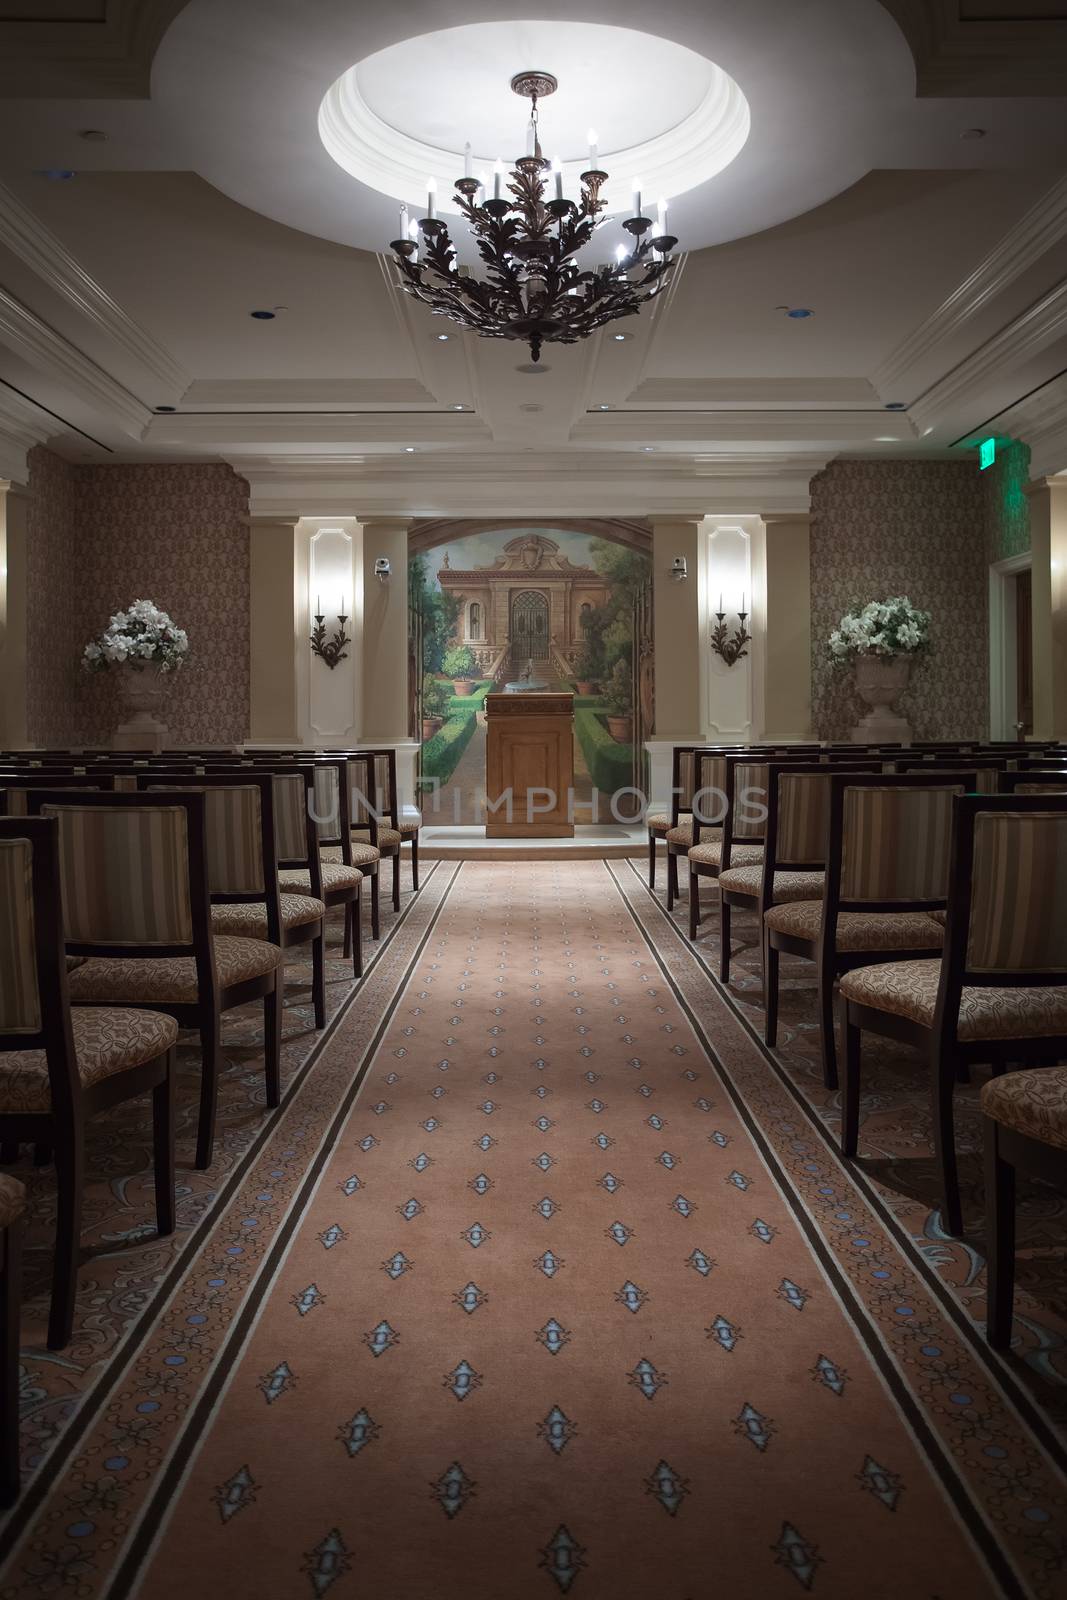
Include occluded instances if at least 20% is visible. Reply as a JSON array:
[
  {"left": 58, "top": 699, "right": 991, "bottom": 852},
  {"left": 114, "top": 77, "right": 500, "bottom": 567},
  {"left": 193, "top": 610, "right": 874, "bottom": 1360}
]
[
  {"left": 1023, "top": 476, "right": 1067, "bottom": 498},
  {"left": 760, "top": 511, "right": 812, "bottom": 527},
  {"left": 360, "top": 516, "right": 413, "bottom": 532},
  {"left": 246, "top": 513, "right": 300, "bottom": 530}
]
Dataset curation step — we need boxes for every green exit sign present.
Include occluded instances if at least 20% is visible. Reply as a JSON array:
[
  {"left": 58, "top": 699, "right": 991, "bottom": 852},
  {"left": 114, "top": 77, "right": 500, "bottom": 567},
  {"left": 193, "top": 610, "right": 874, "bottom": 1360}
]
[{"left": 978, "top": 437, "right": 996, "bottom": 470}]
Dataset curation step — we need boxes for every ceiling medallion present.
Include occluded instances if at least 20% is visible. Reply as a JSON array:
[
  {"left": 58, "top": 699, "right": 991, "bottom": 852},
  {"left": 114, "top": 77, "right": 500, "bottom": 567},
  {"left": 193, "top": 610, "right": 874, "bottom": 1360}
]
[{"left": 388, "top": 72, "right": 677, "bottom": 363}]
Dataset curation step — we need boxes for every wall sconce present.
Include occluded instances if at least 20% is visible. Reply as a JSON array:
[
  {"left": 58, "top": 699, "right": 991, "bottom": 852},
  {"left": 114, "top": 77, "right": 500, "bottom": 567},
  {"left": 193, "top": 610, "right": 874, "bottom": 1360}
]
[
  {"left": 374, "top": 557, "right": 391, "bottom": 583},
  {"left": 671, "top": 556, "right": 688, "bottom": 582},
  {"left": 711, "top": 593, "right": 751, "bottom": 667},
  {"left": 310, "top": 595, "right": 350, "bottom": 670}
]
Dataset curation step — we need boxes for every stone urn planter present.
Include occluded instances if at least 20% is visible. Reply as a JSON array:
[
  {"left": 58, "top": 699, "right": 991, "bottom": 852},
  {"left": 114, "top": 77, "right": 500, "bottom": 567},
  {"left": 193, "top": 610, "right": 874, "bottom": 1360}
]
[
  {"left": 113, "top": 663, "right": 169, "bottom": 753},
  {"left": 421, "top": 715, "right": 444, "bottom": 742},
  {"left": 605, "top": 712, "right": 634, "bottom": 743},
  {"left": 451, "top": 678, "right": 477, "bottom": 697},
  {"left": 850, "top": 653, "right": 913, "bottom": 744},
  {"left": 574, "top": 680, "right": 597, "bottom": 696}
]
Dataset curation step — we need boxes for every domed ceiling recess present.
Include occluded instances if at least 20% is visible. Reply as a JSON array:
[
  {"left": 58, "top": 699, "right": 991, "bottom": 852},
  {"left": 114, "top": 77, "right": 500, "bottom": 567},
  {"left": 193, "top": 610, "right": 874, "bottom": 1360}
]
[
  {"left": 318, "top": 21, "right": 751, "bottom": 219},
  {"left": 153, "top": 0, "right": 917, "bottom": 254}
]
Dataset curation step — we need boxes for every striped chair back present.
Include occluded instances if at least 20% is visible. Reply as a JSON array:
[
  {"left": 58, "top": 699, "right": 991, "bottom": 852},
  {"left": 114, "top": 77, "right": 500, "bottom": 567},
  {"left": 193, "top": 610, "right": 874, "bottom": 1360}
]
[
  {"left": 43, "top": 803, "right": 196, "bottom": 945},
  {"left": 966, "top": 809, "right": 1067, "bottom": 974},
  {"left": 840, "top": 783, "right": 964, "bottom": 904},
  {"left": 0, "top": 837, "right": 41, "bottom": 1032},
  {"left": 776, "top": 771, "right": 832, "bottom": 863},
  {"left": 346, "top": 757, "right": 378, "bottom": 829},
  {"left": 312, "top": 765, "right": 340, "bottom": 841},
  {"left": 271, "top": 773, "right": 309, "bottom": 864},
  {"left": 732, "top": 761, "right": 769, "bottom": 841},
  {"left": 690, "top": 753, "right": 728, "bottom": 829}
]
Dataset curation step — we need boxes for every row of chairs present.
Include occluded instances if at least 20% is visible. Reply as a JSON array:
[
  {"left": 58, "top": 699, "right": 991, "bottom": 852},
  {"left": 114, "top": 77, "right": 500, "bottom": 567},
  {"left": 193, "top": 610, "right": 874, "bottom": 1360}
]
[
  {"left": 0, "top": 747, "right": 430, "bottom": 1502},
  {"left": 648, "top": 740, "right": 1067, "bottom": 1349}
]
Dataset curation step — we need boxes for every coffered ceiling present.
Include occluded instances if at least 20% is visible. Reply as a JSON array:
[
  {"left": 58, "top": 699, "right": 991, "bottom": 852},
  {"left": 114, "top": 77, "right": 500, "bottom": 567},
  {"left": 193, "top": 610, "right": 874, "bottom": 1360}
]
[{"left": 0, "top": 0, "right": 1066, "bottom": 515}]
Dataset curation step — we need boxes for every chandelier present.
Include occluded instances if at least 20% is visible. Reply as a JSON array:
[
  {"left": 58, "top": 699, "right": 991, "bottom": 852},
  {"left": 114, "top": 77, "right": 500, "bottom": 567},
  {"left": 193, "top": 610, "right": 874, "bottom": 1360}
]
[{"left": 388, "top": 71, "right": 678, "bottom": 363}]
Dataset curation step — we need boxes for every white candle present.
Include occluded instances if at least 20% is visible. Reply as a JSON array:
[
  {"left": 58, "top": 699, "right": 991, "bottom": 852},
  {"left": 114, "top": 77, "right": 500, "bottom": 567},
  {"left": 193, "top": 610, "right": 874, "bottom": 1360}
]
[
  {"left": 464, "top": 141, "right": 472, "bottom": 179},
  {"left": 552, "top": 158, "right": 563, "bottom": 202},
  {"left": 408, "top": 216, "right": 419, "bottom": 261},
  {"left": 615, "top": 243, "right": 628, "bottom": 271},
  {"left": 719, "top": 592, "right": 723, "bottom": 613},
  {"left": 340, "top": 594, "right": 345, "bottom": 618},
  {"left": 493, "top": 159, "right": 503, "bottom": 201},
  {"left": 317, "top": 594, "right": 321, "bottom": 616},
  {"left": 398, "top": 202, "right": 408, "bottom": 239},
  {"left": 587, "top": 127, "right": 599, "bottom": 165},
  {"left": 526, "top": 118, "right": 536, "bottom": 157},
  {"left": 632, "top": 177, "right": 642, "bottom": 218},
  {"left": 657, "top": 196, "right": 667, "bottom": 235},
  {"left": 741, "top": 592, "right": 746, "bottom": 614},
  {"left": 426, "top": 177, "right": 436, "bottom": 221}
]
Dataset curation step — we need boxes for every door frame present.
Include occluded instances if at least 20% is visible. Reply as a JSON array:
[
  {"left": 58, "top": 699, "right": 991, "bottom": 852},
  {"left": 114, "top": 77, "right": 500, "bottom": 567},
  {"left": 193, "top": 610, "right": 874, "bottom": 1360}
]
[{"left": 988, "top": 551, "right": 1032, "bottom": 740}]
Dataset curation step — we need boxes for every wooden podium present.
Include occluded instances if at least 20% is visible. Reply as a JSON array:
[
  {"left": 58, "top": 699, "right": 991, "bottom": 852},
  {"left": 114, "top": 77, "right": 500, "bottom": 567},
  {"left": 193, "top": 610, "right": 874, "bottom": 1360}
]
[{"left": 484, "top": 691, "right": 575, "bottom": 838}]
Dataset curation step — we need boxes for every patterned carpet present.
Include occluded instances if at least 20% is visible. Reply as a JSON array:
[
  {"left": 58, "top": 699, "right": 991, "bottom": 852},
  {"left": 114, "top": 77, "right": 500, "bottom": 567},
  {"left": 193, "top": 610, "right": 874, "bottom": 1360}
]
[{"left": 1, "top": 861, "right": 1065, "bottom": 1599}]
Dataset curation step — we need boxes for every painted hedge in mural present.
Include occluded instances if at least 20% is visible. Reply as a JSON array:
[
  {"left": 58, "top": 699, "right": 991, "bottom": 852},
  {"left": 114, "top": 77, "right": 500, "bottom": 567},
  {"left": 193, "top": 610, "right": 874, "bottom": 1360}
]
[{"left": 409, "top": 525, "right": 652, "bottom": 819}]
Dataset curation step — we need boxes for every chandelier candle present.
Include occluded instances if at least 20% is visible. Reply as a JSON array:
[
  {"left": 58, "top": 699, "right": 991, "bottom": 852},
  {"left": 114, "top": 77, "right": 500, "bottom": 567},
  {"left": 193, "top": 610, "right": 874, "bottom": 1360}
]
[{"left": 388, "top": 71, "right": 678, "bottom": 362}]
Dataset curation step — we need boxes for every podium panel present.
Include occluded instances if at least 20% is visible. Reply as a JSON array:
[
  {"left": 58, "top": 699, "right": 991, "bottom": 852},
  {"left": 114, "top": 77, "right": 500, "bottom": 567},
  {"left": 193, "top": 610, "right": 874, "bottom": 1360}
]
[{"left": 484, "top": 692, "right": 575, "bottom": 838}]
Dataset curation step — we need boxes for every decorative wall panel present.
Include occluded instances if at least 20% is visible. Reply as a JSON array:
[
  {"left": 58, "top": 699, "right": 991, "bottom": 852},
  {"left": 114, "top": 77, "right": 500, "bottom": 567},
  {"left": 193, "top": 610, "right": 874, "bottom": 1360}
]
[{"left": 810, "top": 460, "right": 987, "bottom": 740}]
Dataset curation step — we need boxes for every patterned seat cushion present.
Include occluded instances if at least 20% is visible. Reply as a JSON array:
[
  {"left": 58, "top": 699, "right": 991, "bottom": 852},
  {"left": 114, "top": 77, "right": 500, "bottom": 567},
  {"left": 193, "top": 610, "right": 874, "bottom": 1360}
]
[
  {"left": 352, "top": 827, "right": 401, "bottom": 851},
  {"left": 322, "top": 843, "right": 379, "bottom": 870},
  {"left": 0, "top": 1007, "right": 178, "bottom": 1115},
  {"left": 647, "top": 811, "right": 671, "bottom": 833},
  {"left": 981, "top": 1067, "right": 1067, "bottom": 1150},
  {"left": 687, "top": 840, "right": 763, "bottom": 869},
  {"left": 67, "top": 935, "right": 282, "bottom": 1004},
  {"left": 210, "top": 894, "right": 325, "bottom": 938},
  {"left": 397, "top": 818, "right": 420, "bottom": 836},
  {"left": 665, "top": 818, "right": 697, "bottom": 846},
  {"left": 279, "top": 864, "right": 363, "bottom": 894},
  {"left": 0, "top": 1172, "right": 27, "bottom": 1230},
  {"left": 718, "top": 865, "right": 825, "bottom": 903},
  {"left": 841, "top": 958, "right": 1067, "bottom": 1042},
  {"left": 764, "top": 902, "right": 945, "bottom": 953}
]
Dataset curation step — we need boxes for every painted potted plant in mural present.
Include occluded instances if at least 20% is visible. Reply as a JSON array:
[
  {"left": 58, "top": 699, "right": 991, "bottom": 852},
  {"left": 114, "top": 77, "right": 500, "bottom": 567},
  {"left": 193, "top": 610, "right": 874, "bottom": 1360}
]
[
  {"left": 82, "top": 599, "right": 189, "bottom": 750},
  {"left": 443, "top": 644, "right": 478, "bottom": 696},
  {"left": 828, "top": 595, "right": 930, "bottom": 742},
  {"left": 421, "top": 672, "right": 449, "bottom": 741},
  {"left": 604, "top": 657, "right": 634, "bottom": 742},
  {"left": 571, "top": 641, "right": 601, "bottom": 696}
]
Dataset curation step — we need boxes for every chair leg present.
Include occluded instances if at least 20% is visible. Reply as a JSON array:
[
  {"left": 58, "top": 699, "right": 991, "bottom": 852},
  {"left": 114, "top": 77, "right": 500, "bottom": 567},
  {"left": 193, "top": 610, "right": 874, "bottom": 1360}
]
[
  {"left": 48, "top": 1125, "right": 84, "bottom": 1350},
  {"left": 370, "top": 872, "right": 381, "bottom": 940},
  {"left": 311, "top": 931, "right": 327, "bottom": 1029},
  {"left": 934, "top": 1048, "right": 963, "bottom": 1237},
  {"left": 410, "top": 837, "right": 420, "bottom": 892},
  {"left": 648, "top": 833, "right": 657, "bottom": 890},
  {"left": 352, "top": 887, "right": 363, "bottom": 979},
  {"left": 264, "top": 974, "right": 284, "bottom": 1109},
  {"left": 0, "top": 1140, "right": 17, "bottom": 1164},
  {"left": 1, "top": 1213, "right": 22, "bottom": 1507},
  {"left": 667, "top": 851, "right": 678, "bottom": 911},
  {"left": 984, "top": 1122, "right": 1016, "bottom": 1349},
  {"left": 818, "top": 966, "right": 839, "bottom": 1090},
  {"left": 194, "top": 1011, "right": 222, "bottom": 1171},
  {"left": 342, "top": 902, "right": 352, "bottom": 961},
  {"left": 765, "top": 942, "right": 781, "bottom": 1046},
  {"left": 841, "top": 1012, "right": 862, "bottom": 1156},
  {"left": 392, "top": 851, "right": 401, "bottom": 913},
  {"left": 688, "top": 870, "right": 700, "bottom": 940},
  {"left": 33, "top": 1144, "right": 52, "bottom": 1167},
  {"left": 719, "top": 898, "right": 732, "bottom": 983},
  {"left": 152, "top": 1049, "right": 177, "bottom": 1237}
]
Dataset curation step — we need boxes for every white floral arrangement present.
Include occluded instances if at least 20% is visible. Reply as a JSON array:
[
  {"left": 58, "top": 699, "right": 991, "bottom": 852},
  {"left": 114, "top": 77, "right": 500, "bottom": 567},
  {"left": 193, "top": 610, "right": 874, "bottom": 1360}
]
[
  {"left": 82, "top": 600, "right": 189, "bottom": 674},
  {"left": 828, "top": 595, "right": 930, "bottom": 663}
]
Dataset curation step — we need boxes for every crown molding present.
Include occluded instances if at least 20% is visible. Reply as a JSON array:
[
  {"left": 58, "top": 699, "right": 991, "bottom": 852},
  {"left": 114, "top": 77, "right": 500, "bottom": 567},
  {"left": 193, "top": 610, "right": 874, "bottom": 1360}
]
[
  {"left": 626, "top": 376, "right": 878, "bottom": 407},
  {"left": 909, "top": 277, "right": 1067, "bottom": 433},
  {"left": 0, "top": 179, "right": 188, "bottom": 398},
  {"left": 570, "top": 409, "right": 915, "bottom": 446},
  {"left": 0, "top": 0, "right": 191, "bottom": 99},
  {"left": 181, "top": 377, "right": 438, "bottom": 409},
  {"left": 875, "top": 174, "right": 1067, "bottom": 399},
  {"left": 0, "top": 388, "right": 52, "bottom": 483},
  {"left": 0, "top": 284, "right": 150, "bottom": 437},
  {"left": 985, "top": 374, "right": 1067, "bottom": 479},
  {"left": 143, "top": 410, "right": 492, "bottom": 448}
]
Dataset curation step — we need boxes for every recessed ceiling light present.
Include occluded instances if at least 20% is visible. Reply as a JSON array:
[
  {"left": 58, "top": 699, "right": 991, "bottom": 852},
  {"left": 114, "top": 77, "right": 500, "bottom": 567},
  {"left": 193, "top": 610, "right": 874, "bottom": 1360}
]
[
  {"left": 450, "top": 403, "right": 466, "bottom": 410},
  {"left": 39, "top": 169, "right": 76, "bottom": 181},
  {"left": 884, "top": 402, "right": 906, "bottom": 410},
  {"left": 873, "top": 435, "right": 896, "bottom": 442},
  {"left": 404, "top": 446, "right": 416, "bottom": 452},
  {"left": 436, "top": 333, "right": 450, "bottom": 341},
  {"left": 79, "top": 129, "right": 107, "bottom": 142},
  {"left": 643, "top": 445, "right": 655, "bottom": 452},
  {"left": 250, "top": 309, "right": 276, "bottom": 320},
  {"left": 785, "top": 307, "right": 813, "bottom": 319},
  {"left": 155, "top": 405, "right": 177, "bottom": 413},
  {"left": 961, "top": 127, "right": 986, "bottom": 140},
  {"left": 923, "top": 426, "right": 934, "bottom": 436},
  {"left": 612, "top": 332, "right": 631, "bottom": 342},
  {"left": 597, "top": 404, "right": 611, "bottom": 411}
]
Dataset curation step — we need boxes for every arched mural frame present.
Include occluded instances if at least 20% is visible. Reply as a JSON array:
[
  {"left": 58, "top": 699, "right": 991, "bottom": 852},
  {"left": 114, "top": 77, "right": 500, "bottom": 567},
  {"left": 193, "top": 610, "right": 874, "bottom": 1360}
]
[{"left": 408, "top": 518, "right": 654, "bottom": 820}]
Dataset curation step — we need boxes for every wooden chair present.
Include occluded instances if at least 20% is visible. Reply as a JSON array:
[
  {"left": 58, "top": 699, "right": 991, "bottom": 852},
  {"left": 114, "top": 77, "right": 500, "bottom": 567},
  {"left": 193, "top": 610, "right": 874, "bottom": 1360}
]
[
  {"left": 0, "top": 773, "right": 118, "bottom": 815},
  {"left": 715, "top": 762, "right": 880, "bottom": 984},
  {"left": 309, "top": 758, "right": 383, "bottom": 942},
  {"left": 764, "top": 772, "right": 974, "bottom": 1088},
  {"left": 982, "top": 1066, "right": 1067, "bottom": 1348},
  {"left": 686, "top": 754, "right": 766, "bottom": 940},
  {"left": 27, "top": 790, "right": 283, "bottom": 1171},
  {"left": 268, "top": 765, "right": 364, "bottom": 980},
  {"left": 0, "top": 1172, "right": 26, "bottom": 1504},
  {"left": 646, "top": 745, "right": 726, "bottom": 893},
  {"left": 666, "top": 749, "right": 730, "bottom": 911},
  {"left": 840, "top": 794, "right": 1067, "bottom": 1236},
  {"left": 137, "top": 772, "right": 327, "bottom": 1029},
  {"left": 0, "top": 816, "right": 177, "bottom": 1348},
  {"left": 345, "top": 749, "right": 418, "bottom": 909}
]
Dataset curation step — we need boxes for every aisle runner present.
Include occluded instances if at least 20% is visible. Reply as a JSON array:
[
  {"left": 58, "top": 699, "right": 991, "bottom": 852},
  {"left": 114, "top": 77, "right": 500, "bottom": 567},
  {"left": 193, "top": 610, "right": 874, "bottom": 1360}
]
[{"left": 4, "top": 863, "right": 1064, "bottom": 1598}]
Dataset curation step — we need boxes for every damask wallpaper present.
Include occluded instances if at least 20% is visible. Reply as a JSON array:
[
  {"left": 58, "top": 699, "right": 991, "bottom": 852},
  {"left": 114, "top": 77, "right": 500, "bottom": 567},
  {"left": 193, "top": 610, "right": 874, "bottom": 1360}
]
[
  {"left": 810, "top": 460, "right": 987, "bottom": 740},
  {"left": 25, "top": 449, "right": 250, "bottom": 747}
]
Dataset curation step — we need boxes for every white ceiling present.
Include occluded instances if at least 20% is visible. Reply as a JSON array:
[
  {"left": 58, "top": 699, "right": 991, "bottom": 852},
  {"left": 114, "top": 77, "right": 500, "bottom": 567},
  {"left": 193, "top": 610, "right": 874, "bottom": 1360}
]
[{"left": 0, "top": 0, "right": 1066, "bottom": 514}]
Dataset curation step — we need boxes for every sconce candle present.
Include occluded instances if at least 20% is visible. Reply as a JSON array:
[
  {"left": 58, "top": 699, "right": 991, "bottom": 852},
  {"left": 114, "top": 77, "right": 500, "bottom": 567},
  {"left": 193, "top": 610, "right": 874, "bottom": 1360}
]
[
  {"left": 310, "top": 598, "right": 351, "bottom": 670},
  {"left": 710, "top": 598, "right": 751, "bottom": 668}
]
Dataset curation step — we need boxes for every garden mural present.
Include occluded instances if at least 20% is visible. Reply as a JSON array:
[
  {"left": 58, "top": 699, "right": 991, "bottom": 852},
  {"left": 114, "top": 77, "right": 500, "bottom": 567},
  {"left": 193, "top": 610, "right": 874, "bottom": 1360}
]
[{"left": 409, "top": 525, "right": 653, "bottom": 825}]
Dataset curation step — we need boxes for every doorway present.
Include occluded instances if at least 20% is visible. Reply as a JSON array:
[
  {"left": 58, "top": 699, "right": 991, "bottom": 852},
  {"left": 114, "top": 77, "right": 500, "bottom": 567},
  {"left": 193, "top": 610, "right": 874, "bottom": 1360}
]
[
  {"left": 989, "top": 554, "right": 1033, "bottom": 739},
  {"left": 511, "top": 589, "right": 550, "bottom": 663}
]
